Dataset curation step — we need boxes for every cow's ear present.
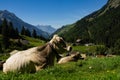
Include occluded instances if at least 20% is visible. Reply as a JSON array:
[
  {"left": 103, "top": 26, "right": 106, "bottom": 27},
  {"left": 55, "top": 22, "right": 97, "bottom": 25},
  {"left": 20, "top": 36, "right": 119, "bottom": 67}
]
[
  {"left": 53, "top": 35, "right": 59, "bottom": 39},
  {"left": 56, "top": 37, "right": 61, "bottom": 42},
  {"left": 53, "top": 35, "right": 62, "bottom": 42},
  {"left": 50, "top": 35, "right": 59, "bottom": 43}
]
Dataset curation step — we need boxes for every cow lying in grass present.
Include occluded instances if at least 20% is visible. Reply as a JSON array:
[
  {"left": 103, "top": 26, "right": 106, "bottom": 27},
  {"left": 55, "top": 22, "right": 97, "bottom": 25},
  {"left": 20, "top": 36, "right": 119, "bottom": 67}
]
[
  {"left": 58, "top": 51, "right": 87, "bottom": 64},
  {"left": 58, "top": 51, "right": 80, "bottom": 64},
  {"left": 3, "top": 35, "right": 71, "bottom": 73}
]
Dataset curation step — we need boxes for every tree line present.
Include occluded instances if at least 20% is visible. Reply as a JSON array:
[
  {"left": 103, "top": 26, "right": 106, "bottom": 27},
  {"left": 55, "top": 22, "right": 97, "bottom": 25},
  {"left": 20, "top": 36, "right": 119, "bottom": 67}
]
[{"left": 0, "top": 18, "right": 45, "bottom": 51}]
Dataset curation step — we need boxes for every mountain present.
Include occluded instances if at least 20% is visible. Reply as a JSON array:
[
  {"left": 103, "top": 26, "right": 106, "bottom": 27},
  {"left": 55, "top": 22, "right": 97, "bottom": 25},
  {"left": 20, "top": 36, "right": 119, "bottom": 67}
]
[
  {"left": 36, "top": 25, "right": 56, "bottom": 35},
  {"left": 0, "top": 10, "right": 49, "bottom": 38},
  {"left": 54, "top": 0, "right": 120, "bottom": 47}
]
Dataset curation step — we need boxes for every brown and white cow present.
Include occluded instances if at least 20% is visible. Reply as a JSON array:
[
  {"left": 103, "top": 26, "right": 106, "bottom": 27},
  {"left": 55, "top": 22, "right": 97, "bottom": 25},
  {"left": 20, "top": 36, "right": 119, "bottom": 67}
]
[
  {"left": 58, "top": 51, "right": 80, "bottom": 64},
  {"left": 3, "top": 35, "right": 71, "bottom": 73}
]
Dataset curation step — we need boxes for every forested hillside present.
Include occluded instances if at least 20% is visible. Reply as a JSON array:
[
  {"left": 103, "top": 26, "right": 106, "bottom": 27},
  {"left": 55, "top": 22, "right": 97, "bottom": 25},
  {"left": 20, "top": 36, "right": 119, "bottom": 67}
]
[
  {"left": 0, "top": 19, "right": 45, "bottom": 53},
  {"left": 54, "top": 0, "right": 120, "bottom": 49},
  {"left": 0, "top": 10, "right": 49, "bottom": 38}
]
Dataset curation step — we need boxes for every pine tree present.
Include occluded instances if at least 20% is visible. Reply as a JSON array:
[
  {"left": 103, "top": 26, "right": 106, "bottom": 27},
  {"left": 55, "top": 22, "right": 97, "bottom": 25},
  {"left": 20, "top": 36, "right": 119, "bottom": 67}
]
[
  {"left": 25, "top": 29, "right": 31, "bottom": 37},
  {"left": 0, "top": 43, "right": 2, "bottom": 53},
  {"left": 32, "top": 29, "right": 37, "bottom": 38},
  {"left": 0, "top": 25, "right": 2, "bottom": 34},
  {"left": 21, "top": 26, "right": 26, "bottom": 35},
  {"left": 8, "top": 22, "right": 16, "bottom": 38},
  {"left": 15, "top": 28, "right": 19, "bottom": 38},
  {"left": 21, "top": 26, "right": 32, "bottom": 37},
  {"left": 1, "top": 18, "right": 10, "bottom": 49}
]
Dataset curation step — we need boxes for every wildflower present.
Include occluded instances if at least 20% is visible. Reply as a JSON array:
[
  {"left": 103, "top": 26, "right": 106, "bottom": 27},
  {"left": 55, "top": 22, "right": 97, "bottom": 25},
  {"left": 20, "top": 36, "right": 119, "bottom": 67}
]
[{"left": 89, "top": 66, "right": 92, "bottom": 69}]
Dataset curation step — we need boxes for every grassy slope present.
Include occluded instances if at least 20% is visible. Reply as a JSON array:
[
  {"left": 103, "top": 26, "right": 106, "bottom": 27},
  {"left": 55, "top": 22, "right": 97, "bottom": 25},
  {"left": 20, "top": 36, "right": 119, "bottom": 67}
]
[
  {"left": 0, "top": 35, "right": 45, "bottom": 47},
  {"left": 0, "top": 35, "right": 45, "bottom": 60},
  {"left": 54, "top": 24, "right": 75, "bottom": 36},
  {"left": 0, "top": 44, "right": 120, "bottom": 80},
  {"left": 22, "top": 36, "right": 45, "bottom": 47},
  {"left": 0, "top": 56, "right": 120, "bottom": 80},
  {"left": 0, "top": 35, "right": 119, "bottom": 79}
]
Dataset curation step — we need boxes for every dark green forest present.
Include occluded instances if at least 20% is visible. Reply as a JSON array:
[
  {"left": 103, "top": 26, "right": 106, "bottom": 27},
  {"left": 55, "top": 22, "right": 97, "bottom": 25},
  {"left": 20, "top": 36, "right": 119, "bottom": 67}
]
[
  {"left": 57, "top": 6, "right": 120, "bottom": 45},
  {"left": 54, "top": 0, "right": 120, "bottom": 54},
  {"left": 0, "top": 19, "right": 46, "bottom": 53}
]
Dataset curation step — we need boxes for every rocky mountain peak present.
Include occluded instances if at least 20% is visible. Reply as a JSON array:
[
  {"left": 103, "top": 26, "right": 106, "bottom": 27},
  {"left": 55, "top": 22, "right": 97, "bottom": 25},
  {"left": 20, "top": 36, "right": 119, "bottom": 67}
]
[
  {"left": 108, "top": 0, "right": 120, "bottom": 8},
  {"left": 0, "top": 10, "right": 15, "bottom": 17},
  {"left": 0, "top": 10, "right": 22, "bottom": 22},
  {"left": 85, "top": 0, "right": 120, "bottom": 20},
  {"left": 98, "top": 0, "right": 120, "bottom": 16}
]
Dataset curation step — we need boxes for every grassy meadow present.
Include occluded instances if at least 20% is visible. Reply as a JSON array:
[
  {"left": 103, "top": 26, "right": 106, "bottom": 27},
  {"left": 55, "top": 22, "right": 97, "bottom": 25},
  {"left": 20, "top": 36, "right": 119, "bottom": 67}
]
[
  {"left": 0, "top": 37, "right": 120, "bottom": 80},
  {"left": 0, "top": 56, "right": 120, "bottom": 80}
]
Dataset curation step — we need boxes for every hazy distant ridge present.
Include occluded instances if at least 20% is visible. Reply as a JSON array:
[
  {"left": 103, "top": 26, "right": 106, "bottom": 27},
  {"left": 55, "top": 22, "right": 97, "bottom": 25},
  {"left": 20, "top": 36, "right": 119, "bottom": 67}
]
[{"left": 36, "top": 25, "right": 56, "bottom": 35}]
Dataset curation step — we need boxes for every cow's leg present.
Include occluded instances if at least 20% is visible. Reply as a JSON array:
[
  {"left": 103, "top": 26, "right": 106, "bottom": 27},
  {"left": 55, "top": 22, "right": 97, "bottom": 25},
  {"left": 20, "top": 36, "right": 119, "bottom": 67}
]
[{"left": 55, "top": 53, "right": 62, "bottom": 62}]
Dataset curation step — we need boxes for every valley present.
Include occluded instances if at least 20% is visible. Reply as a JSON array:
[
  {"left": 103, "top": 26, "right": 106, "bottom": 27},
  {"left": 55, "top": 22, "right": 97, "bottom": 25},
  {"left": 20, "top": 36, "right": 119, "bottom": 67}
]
[{"left": 0, "top": 0, "right": 120, "bottom": 79}]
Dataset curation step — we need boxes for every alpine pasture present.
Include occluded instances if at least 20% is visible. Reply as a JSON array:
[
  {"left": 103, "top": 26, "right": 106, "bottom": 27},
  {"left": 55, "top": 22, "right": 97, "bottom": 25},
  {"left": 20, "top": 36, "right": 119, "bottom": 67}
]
[{"left": 0, "top": 39, "right": 120, "bottom": 80}]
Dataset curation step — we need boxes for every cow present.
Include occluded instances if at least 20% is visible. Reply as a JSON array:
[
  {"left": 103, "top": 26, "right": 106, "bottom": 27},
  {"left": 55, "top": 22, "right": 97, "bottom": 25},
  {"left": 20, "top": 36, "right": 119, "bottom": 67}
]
[
  {"left": 3, "top": 35, "right": 71, "bottom": 73},
  {"left": 9, "top": 50, "right": 19, "bottom": 56},
  {"left": 58, "top": 51, "right": 80, "bottom": 64}
]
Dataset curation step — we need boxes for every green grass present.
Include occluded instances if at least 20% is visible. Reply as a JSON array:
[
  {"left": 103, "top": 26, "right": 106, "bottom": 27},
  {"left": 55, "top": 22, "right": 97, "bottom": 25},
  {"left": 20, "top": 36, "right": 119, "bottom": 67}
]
[
  {"left": 0, "top": 35, "right": 45, "bottom": 53},
  {"left": 0, "top": 56, "right": 120, "bottom": 80},
  {"left": 0, "top": 41, "right": 120, "bottom": 80},
  {"left": 73, "top": 45, "right": 97, "bottom": 54},
  {"left": 23, "top": 36, "right": 45, "bottom": 46},
  {"left": 0, "top": 35, "right": 45, "bottom": 47}
]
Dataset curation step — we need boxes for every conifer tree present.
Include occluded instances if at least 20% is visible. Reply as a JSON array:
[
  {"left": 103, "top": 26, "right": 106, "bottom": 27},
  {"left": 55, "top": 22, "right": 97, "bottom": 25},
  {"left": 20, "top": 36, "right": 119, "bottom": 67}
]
[
  {"left": 0, "top": 25, "right": 2, "bottom": 34},
  {"left": 21, "top": 26, "right": 26, "bottom": 35},
  {"left": 32, "top": 29, "right": 37, "bottom": 38},
  {"left": 1, "top": 18, "right": 10, "bottom": 49},
  {"left": 25, "top": 29, "right": 31, "bottom": 37},
  {"left": 8, "top": 22, "right": 16, "bottom": 38},
  {"left": 15, "top": 28, "right": 19, "bottom": 38}
]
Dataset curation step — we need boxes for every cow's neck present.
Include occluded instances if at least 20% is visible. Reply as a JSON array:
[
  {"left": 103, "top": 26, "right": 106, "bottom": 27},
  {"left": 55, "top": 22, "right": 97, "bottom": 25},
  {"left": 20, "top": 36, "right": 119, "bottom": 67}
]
[{"left": 48, "top": 43, "right": 61, "bottom": 62}]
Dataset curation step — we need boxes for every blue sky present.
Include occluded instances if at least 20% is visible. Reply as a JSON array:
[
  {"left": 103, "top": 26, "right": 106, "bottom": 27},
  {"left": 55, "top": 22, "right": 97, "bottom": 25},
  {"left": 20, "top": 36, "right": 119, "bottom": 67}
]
[{"left": 0, "top": 0, "right": 108, "bottom": 29}]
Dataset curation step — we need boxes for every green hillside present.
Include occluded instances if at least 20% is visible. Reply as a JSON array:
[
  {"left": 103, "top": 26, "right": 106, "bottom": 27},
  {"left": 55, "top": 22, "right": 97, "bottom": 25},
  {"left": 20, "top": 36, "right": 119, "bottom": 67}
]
[
  {"left": 0, "top": 34, "right": 45, "bottom": 54},
  {"left": 0, "top": 19, "right": 46, "bottom": 54},
  {"left": 54, "top": 24, "right": 75, "bottom": 36},
  {"left": 54, "top": 0, "right": 120, "bottom": 48},
  {"left": 21, "top": 36, "right": 45, "bottom": 47}
]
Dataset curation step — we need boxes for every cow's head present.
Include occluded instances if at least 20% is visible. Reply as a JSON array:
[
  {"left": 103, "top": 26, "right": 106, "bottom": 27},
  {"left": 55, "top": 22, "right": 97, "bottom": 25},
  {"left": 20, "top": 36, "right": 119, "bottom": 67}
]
[
  {"left": 70, "top": 52, "right": 80, "bottom": 61},
  {"left": 50, "top": 35, "right": 72, "bottom": 54}
]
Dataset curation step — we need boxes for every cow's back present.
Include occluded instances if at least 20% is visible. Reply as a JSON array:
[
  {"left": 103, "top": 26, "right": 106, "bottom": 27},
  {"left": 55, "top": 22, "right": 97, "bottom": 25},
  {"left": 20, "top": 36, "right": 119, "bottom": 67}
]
[{"left": 3, "top": 47, "right": 37, "bottom": 73}]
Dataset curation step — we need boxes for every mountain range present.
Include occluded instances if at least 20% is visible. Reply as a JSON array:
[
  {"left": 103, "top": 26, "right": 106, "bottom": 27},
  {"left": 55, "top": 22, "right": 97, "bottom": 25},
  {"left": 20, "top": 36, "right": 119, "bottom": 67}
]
[
  {"left": 36, "top": 25, "right": 56, "bottom": 35},
  {"left": 54, "top": 0, "right": 120, "bottom": 47},
  {"left": 0, "top": 10, "right": 56, "bottom": 38}
]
